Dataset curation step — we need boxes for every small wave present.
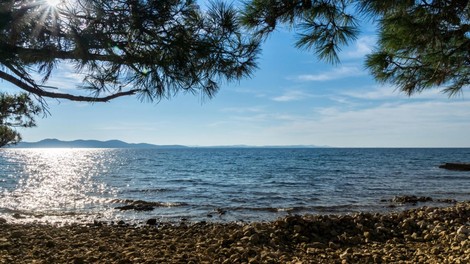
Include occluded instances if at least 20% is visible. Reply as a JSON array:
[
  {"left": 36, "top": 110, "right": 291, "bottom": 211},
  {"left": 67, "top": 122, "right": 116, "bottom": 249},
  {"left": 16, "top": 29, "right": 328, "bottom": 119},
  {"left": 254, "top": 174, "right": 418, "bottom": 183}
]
[
  {"left": 126, "top": 188, "right": 175, "bottom": 193},
  {"left": 231, "top": 206, "right": 307, "bottom": 213},
  {"left": 109, "top": 199, "right": 188, "bottom": 207},
  {"left": 429, "top": 175, "right": 470, "bottom": 180}
]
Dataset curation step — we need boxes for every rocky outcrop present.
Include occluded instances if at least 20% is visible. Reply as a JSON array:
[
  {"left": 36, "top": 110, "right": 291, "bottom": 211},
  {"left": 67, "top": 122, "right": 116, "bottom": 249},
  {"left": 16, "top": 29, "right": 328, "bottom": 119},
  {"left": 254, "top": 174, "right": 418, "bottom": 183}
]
[{"left": 439, "top": 163, "right": 470, "bottom": 171}]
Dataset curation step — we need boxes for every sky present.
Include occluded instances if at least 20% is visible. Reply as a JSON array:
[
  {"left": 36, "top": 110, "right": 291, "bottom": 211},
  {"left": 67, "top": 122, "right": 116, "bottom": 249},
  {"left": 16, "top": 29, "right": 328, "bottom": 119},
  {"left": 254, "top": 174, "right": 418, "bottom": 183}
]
[{"left": 5, "top": 4, "right": 470, "bottom": 147}]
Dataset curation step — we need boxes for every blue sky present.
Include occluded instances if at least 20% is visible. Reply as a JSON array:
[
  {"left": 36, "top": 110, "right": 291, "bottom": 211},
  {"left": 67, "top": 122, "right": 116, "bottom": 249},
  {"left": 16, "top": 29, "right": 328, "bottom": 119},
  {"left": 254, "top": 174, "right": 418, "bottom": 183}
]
[{"left": 6, "top": 5, "right": 470, "bottom": 147}]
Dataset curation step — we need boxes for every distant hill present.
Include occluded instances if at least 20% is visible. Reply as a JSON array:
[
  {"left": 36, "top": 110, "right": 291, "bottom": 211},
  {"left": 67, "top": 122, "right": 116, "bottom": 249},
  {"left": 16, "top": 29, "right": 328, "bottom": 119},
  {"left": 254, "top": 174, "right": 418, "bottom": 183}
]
[
  {"left": 10, "top": 139, "right": 188, "bottom": 149},
  {"left": 202, "top": 145, "right": 329, "bottom": 149},
  {"left": 8, "top": 139, "right": 329, "bottom": 149}
]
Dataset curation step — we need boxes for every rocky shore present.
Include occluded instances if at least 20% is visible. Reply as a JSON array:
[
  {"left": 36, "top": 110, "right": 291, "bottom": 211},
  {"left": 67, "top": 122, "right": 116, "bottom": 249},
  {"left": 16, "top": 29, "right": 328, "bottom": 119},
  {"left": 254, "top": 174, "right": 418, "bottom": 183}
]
[{"left": 1, "top": 202, "right": 469, "bottom": 263}]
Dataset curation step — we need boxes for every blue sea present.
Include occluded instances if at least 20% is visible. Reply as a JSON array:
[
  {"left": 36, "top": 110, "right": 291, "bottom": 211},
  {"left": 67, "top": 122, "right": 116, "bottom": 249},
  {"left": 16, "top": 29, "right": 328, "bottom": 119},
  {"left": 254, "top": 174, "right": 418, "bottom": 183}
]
[{"left": 0, "top": 148, "right": 469, "bottom": 225}]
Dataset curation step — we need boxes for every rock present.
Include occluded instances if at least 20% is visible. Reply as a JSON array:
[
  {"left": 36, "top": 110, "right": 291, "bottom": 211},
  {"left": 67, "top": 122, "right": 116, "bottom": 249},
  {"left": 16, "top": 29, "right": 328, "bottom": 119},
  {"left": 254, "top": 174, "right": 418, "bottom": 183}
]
[
  {"left": 340, "top": 248, "right": 353, "bottom": 259},
  {"left": 293, "top": 225, "right": 302, "bottom": 233},
  {"left": 433, "top": 225, "right": 445, "bottom": 233},
  {"left": 45, "top": 240, "right": 55, "bottom": 248},
  {"left": 0, "top": 201, "right": 470, "bottom": 263},
  {"left": 249, "top": 234, "right": 260, "bottom": 244},
  {"left": 309, "top": 242, "right": 326, "bottom": 249},
  {"left": 115, "top": 204, "right": 154, "bottom": 211},
  {"left": 456, "top": 226, "right": 469, "bottom": 235},
  {"left": 146, "top": 218, "right": 157, "bottom": 225},
  {"left": 328, "top": 242, "right": 340, "bottom": 249},
  {"left": 0, "top": 218, "right": 6, "bottom": 224},
  {"left": 10, "top": 231, "right": 23, "bottom": 239},
  {"left": 439, "top": 163, "right": 470, "bottom": 171},
  {"left": 73, "top": 257, "right": 85, "bottom": 264},
  {"left": 12, "top": 213, "right": 24, "bottom": 219},
  {"left": 436, "top": 199, "right": 457, "bottom": 204},
  {"left": 392, "top": 195, "right": 433, "bottom": 204},
  {"left": 0, "top": 242, "right": 12, "bottom": 250}
]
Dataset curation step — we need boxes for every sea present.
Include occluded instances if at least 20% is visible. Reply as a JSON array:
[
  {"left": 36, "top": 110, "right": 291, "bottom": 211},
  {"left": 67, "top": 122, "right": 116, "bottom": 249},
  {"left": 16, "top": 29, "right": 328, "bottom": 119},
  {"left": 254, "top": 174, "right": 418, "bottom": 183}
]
[{"left": 0, "top": 148, "right": 469, "bottom": 225}]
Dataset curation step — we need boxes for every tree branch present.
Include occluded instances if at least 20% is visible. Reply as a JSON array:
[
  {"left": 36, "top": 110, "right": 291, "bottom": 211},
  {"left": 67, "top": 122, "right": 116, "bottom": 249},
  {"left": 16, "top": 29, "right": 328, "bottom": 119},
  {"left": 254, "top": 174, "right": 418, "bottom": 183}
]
[{"left": 0, "top": 70, "right": 139, "bottom": 102}]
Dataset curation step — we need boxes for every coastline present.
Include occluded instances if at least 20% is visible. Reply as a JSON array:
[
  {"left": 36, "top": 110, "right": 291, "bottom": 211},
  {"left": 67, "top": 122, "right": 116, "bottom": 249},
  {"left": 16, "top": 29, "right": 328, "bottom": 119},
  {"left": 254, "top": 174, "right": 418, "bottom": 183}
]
[{"left": 1, "top": 202, "right": 469, "bottom": 263}]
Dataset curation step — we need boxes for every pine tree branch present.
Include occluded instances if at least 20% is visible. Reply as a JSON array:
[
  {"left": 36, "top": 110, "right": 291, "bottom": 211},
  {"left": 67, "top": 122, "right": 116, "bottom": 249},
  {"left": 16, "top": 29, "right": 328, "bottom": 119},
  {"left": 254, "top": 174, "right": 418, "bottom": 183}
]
[{"left": 0, "top": 70, "right": 139, "bottom": 102}]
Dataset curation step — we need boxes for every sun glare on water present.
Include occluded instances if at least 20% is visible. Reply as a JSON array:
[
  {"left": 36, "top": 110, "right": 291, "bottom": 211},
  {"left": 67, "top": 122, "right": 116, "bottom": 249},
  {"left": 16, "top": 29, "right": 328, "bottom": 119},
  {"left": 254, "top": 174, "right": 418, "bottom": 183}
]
[{"left": 0, "top": 149, "right": 116, "bottom": 224}]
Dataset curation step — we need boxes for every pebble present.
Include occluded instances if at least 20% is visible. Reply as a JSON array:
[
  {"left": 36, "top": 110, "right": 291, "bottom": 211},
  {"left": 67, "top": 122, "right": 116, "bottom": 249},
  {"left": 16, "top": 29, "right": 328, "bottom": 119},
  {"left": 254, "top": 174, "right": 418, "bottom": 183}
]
[{"left": 0, "top": 201, "right": 468, "bottom": 263}]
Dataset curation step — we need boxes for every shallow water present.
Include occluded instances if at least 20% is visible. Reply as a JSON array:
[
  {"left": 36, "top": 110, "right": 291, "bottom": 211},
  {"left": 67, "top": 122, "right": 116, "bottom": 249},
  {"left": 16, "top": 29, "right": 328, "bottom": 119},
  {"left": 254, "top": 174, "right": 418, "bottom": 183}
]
[{"left": 0, "top": 148, "right": 469, "bottom": 224}]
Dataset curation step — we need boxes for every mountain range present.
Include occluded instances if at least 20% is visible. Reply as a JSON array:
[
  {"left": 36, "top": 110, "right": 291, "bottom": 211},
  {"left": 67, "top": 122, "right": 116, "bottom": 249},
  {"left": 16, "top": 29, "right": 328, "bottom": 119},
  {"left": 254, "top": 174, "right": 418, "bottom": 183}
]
[
  {"left": 8, "top": 139, "right": 328, "bottom": 149},
  {"left": 10, "top": 139, "right": 187, "bottom": 149}
]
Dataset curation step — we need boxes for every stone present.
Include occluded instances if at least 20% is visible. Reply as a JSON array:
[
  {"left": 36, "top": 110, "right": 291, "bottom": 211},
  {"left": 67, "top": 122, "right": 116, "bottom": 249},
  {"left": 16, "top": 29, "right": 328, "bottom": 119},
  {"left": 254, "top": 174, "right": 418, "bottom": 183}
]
[
  {"left": 310, "top": 242, "right": 326, "bottom": 249},
  {"left": 456, "top": 226, "right": 469, "bottom": 235},
  {"left": 340, "top": 248, "right": 353, "bottom": 259},
  {"left": 146, "top": 218, "right": 157, "bottom": 226},
  {"left": 249, "top": 234, "right": 260, "bottom": 244},
  {"left": 439, "top": 163, "right": 470, "bottom": 171},
  {"left": 392, "top": 195, "right": 432, "bottom": 205}
]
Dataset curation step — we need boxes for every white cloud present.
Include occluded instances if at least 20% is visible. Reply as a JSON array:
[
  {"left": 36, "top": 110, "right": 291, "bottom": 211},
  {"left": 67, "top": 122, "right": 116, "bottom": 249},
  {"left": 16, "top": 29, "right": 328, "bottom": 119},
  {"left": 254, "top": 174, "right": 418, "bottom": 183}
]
[
  {"left": 31, "top": 63, "right": 85, "bottom": 91},
  {"left": 221, "top": 106, "right": 266, "bottom": 113},
  {"left": 206, "top": 98, "right": 470, "bottom": 147},
  {"left": 341, "top": 85, "right": 401, "bottom": 100},
  {"left": 345, "top": 36, "right": 376, "bottom": 58},
  {"left": 342, "top": 85, "right": 452, "bottom": 100},
  {"left": 272, "top": 90, "right": 314, "bottom": 102},
  {"left": 295, "top": 65, "right": 366, "bottom": 82},
  {"left": 270, "top": 100, "right": 470, "bottom": 147}
]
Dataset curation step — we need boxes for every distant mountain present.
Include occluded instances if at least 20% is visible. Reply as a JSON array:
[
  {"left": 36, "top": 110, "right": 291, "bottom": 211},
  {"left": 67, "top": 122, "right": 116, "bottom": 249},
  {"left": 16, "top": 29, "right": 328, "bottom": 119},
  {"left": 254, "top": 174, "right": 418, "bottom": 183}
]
[
  {"left": 10, "top": 139, "right": 188, "bottom": 149},
  {"left": 199, "top": 145, "right": 330, "bottom": 149},
  {"left": 9, "top": 139, "right": 329, "bottom": 149}
]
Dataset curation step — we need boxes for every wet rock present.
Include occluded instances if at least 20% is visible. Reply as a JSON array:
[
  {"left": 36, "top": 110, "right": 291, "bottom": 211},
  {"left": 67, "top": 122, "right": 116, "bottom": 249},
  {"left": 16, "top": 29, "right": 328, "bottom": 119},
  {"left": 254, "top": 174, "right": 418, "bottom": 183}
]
[
  {"left": 115, "top": 204, "right": 154, "bottom": 211},
  {"left": 392, "top": 195, "right": 433, "bottom": 204},
  {"left": 12, "top": 213, "right": 24, "bottom": 219},
  {"left": 436, "top": 198, "right": 457, "bottom": 203},
  {"left": 146, "top": 218, "right": 157, "bottom": 225},
  {"left": 439, "top": 163, "right": 470, "bottom": 171}
]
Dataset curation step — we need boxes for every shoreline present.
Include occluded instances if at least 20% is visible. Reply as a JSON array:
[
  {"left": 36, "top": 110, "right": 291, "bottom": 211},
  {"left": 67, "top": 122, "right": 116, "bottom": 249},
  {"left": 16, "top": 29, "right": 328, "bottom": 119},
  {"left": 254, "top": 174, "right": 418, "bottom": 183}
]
[
  {"left": 0, "top": 195, "right": 462, "bottom": 226},
  {"left": 1, "top": 202, "right": 469, "bottom": 263}
]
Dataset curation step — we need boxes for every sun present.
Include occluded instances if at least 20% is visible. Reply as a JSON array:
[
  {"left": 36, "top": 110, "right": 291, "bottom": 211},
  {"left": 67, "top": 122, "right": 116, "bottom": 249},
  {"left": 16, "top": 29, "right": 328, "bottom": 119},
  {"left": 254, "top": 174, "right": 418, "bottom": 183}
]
[{"left": 46, "top": 0, "right": 61, "bottom": 7}]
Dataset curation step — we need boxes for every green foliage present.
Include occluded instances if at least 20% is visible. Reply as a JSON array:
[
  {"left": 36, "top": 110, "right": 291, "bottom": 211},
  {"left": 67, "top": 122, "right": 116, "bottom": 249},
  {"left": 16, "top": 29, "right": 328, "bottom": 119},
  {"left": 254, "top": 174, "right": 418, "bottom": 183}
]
[
  {"left": 0, "top": 126, "right": 20, "bottom": 148},
  {"left": 242, "top": 0, "right": 359, "bottom": 64},
  {"left": 243, "top": 0, "right": 470, "bottom": 95},
  {"left": 0, "top": 93, "right": 42, "bottom": 147},
  {"left": 363, "top": 0, "right": 470, "bottom": 96},
  {"left": 0, "top": 0, "right": 260, "bottom": 102}
]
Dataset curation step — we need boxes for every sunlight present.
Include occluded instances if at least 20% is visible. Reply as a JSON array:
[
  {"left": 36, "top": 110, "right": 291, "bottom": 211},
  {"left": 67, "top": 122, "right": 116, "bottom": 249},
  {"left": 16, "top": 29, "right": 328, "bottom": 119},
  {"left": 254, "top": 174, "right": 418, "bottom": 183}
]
[
  {"left": 0, "top": 149, "right": 116, "bottom": 223},
  {"left": 46, "top": 0, "right": 61, "bottom": 7}
]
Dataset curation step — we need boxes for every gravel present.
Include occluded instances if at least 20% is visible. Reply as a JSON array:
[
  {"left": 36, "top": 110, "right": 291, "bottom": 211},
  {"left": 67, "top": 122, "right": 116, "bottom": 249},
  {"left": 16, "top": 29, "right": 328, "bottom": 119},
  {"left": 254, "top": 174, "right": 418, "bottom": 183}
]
[{"left": 1, "top": 201, "right": 469, "bottom": 263}]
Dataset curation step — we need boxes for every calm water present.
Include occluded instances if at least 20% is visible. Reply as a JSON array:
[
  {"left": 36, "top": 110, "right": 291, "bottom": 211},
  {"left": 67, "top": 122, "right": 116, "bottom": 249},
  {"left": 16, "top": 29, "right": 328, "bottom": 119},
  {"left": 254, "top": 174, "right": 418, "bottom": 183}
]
[{"left": 0, "top": 148, "right": 469, "bottom": 225}]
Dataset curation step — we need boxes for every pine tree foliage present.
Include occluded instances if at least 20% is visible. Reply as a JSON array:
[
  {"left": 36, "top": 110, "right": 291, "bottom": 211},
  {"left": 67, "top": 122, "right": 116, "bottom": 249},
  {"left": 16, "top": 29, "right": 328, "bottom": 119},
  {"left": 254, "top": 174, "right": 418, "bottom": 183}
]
[
  {"left": 0, "top": 93, "right": 41, "bottom": 147},
  {"left": 362, "top": 0, "right": 470, "bottom": 95},
  {"left": 0, "top": 0, "right": 260, "bottom": 102},
  {"left": 243, "top": 0, "right": 470, "bottom": 95},
  {"left": 242, "top": 0, "right": 359, "bottom": 64}
]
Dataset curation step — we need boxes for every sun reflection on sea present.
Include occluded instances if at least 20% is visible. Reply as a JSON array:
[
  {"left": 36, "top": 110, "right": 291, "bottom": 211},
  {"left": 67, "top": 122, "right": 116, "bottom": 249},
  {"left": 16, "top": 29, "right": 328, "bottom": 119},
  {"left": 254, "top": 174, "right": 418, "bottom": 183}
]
[{"left": 0, "top": 148, "right": 117, "bottom": 224}]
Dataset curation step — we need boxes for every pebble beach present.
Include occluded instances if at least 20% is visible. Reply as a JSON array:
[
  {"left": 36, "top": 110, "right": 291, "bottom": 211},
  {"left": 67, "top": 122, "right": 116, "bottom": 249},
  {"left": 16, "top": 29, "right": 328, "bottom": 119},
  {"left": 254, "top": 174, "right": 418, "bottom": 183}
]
[{"left": 1, "top": 201, "right": 469, "bottom": 263}]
